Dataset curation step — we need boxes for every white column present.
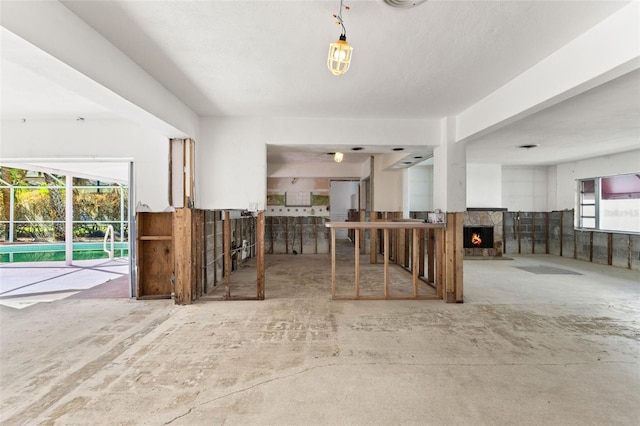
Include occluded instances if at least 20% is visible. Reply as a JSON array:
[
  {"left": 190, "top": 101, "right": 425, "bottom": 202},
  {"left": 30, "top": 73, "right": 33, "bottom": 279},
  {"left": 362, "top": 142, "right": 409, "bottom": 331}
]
[
  {"left": 433, "top": 116, "right": 466, "bottom": 213},
  {"left": 65, "top": 175, "right": 73, "bottom": 266}
]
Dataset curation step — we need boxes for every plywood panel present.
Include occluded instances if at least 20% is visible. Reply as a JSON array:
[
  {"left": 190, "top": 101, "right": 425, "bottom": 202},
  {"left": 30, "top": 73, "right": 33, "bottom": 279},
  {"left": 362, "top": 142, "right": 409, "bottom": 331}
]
[{"left": 138, "top": 240, "right": 172, "bottom": 297}]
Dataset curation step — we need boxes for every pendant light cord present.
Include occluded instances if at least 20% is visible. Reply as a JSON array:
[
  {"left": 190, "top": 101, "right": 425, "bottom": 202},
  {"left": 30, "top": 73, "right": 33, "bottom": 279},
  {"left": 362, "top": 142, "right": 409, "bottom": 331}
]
[{"left": 334, "top": 0, "right": 348, "bottom": 38}]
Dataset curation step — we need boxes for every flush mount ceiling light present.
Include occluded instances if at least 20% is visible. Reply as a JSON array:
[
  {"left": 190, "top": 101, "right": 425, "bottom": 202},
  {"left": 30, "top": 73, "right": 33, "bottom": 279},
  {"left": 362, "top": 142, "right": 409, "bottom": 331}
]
[
  {"left": 327, "top": 0, "right": 353, "bottom": 76},
  {"left": 381, "top": 0, "right": 428, "bottom": 8},
  {"left": 334, "top": 151, "right": 344, "bottom": 163},
  {"left": 518, "top": 144, "right": 540, "bottom": 149}
]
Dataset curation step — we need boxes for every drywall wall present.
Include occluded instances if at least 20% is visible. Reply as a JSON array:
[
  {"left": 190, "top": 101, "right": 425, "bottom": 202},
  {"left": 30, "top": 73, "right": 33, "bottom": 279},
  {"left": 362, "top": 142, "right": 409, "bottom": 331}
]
[
  {"left": 408, "top": 164, "right": 433, "bottom": 212},
  {"left": 198, "top": 117, "right": 267, "bottom": 211},
  {"left": 502, "top": 165, "right": 549, "bottom": 212},
  {"left": 554, "top": 149, "right": 640, "bottom": 210},
  {"left": 0, "top": 118, "right": 170, "bottom": 211},
  {"left": 372, "top": 155, "right": 404, "bottom": 212},
  {"left": 467, "top": 163, "right": 502, "bottom": 208}
]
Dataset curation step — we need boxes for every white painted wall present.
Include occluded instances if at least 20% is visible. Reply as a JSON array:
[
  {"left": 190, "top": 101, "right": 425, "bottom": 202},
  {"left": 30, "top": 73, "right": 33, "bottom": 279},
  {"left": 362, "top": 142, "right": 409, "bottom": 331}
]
[
  {"left": 408, "top": 165, "right": 433, "bottom": 212},
  {"left": 0, "top": 118, "right": 170, "bottom": 211},
  {"left": 554, "top": 149, "right": 640, "bottom": 210},
  {"left": 502, "top": 165, "right": 548, "bottom": 212},
  {"left": 198, "top": 117, "right": 266, "bottom": 210},
  {"left": 467, "top": 163, "right": 502, "bottom": 208},
  {"left": 330, "top": 180, "right": 359, "bottom": 238},
  {"left": 372, "top": 155, "right": 404, "bottom": 212}
]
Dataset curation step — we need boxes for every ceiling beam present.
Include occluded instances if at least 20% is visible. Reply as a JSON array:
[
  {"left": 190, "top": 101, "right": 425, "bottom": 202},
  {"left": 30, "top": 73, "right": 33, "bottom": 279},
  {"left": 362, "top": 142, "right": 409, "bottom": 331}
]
[
  {"left": 456, "top": 2, "right": 640, "bottom": 143},
  {"left": 0, "top": 1, "right": 199, "bottom": 139}
]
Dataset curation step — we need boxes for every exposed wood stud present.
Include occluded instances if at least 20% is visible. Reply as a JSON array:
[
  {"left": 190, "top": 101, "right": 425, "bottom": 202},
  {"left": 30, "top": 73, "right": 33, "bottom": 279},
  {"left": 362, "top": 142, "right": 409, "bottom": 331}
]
[
  {"left": 224, "top": 210, "right": 231, "bottom": 300},
  {"left": 608, "top": 233, "right": 613, "bottom": 266},
  {"left": 257, "top": 211, "right": 265, "bottom": 299}
]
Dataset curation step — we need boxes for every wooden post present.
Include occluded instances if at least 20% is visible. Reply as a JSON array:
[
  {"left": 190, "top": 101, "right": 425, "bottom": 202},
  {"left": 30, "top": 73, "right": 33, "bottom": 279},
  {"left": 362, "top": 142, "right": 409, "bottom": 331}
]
[
  {"left": 331, "top": 227, "right": 336, "bottom": 299},
  {"left": 607, "top": 233, "right": 613, "bottom": 266},
  {"left": 314, "top": 217, "right": 318, "bottom": 254},
  {"left": 355, "top": 228, "right": 360, "bottom": 298},
  {"left": 383, "top": 228, "right": 390, "bottom": 299},
  {"left": 412, "top": 228, "right": 419, "bottom": 298},
  {"left": 444, "top": 213, "right": 463, "bottom": 303},
  {"left": 517, "top": 212, "right": 521, "bottom": 254},
  {"left": 359, "top": 210, "right": 366, "bottom": 254},
  {"left": 299, "top": 216, "right": 303, "bottom": 254},
  {"left": 532, "top": 213, "right": 536, "bottom": 254},
  {"left": 545, "top": 212, "right": 550, "bottom": 254},
  {"left": 173, "top": 208, "right": 193, "bottom": 305},
  {"left": 435, "top": 228, "right": 444, "bottom": 298},
  {"left": 370, "top": 212, "right": 378, "bottom": 264},
  {"left": 224, "top": 210, "right": 231, "bottom": 300},
  {"left": 418, "top": 229, "right": 425, "bottom": 278},
  {"left": 285, "top": 216, "right": 289, "bottom": 254},
  {"left": 257, "top": 211, "right": 265, "bottom": 299},
  {"left": 559, "top": 211, "right": 564, "bottom": 257},
  {"left": 427, "top": 229, "right": 435, "bottom": 284}
]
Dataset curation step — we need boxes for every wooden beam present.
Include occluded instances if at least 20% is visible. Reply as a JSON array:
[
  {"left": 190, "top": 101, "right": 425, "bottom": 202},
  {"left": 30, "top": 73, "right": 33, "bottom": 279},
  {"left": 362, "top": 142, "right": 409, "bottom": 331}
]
[
  {"left": 384, "top": 228, "right": 389, "bottom": 299},
  {"left": 427, "top": 229, "right": 435, "bottom": 284},
  {"left": 331, "top": 227, "right": 336, "bottom": 299},
  {"left": 370, "top": 212, "right": 378, "bottom": 264},
  {"left": 173, "top": 208, "right": 192, "bottom": 305},
  {"left": 355, "top": 228, "right": 360, "bottom": 299},
  {"left": 418, "top": 229, "right": 425, "bottom": 279},
  {"left": 257, "top": 211, "right": 265, "bottom": 299},
  {"left": 224, "top": 210, "right": 231, "bottom": 300},
  {"left": 412, "top": 228, "right": 419, "bottom": 298}
]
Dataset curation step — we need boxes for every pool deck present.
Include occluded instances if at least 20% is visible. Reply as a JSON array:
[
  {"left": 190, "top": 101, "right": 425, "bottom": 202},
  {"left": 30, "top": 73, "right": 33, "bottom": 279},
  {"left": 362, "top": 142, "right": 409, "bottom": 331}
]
[{"left": 0, "top": 258, "right": 130, "bottom": 308}]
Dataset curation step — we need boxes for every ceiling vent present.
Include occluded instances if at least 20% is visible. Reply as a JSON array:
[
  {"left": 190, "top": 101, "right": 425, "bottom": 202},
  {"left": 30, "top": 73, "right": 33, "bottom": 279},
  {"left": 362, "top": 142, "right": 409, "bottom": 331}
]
[{"left": 381, "top": 0, "right": 428, "bottom": 8}]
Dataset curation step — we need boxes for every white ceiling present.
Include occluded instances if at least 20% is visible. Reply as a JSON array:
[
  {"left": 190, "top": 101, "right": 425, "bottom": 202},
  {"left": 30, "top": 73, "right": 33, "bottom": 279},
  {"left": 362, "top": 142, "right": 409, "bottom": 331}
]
[{"left": 1, "top": 0, "right": 638, "bottom": 170}]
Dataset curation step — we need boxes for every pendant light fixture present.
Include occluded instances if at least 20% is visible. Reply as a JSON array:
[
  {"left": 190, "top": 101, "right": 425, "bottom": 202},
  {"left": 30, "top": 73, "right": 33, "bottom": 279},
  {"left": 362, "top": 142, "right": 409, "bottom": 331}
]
[
  {"left": 334, "top": 151, "right": 344, "bottom": 163},
  {"left": 327, "top": 0, "right": 352, "bottom": 76}
]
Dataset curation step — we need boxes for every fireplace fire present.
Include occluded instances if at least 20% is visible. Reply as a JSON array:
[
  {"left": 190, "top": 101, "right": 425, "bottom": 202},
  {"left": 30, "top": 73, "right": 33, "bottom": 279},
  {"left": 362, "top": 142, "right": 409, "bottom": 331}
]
[{"left": 463, "top": 226, "right": 494, "bottom": 249}]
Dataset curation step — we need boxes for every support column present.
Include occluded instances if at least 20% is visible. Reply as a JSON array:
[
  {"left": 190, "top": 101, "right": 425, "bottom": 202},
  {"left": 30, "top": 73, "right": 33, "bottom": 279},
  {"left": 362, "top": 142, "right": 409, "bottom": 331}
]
[
  {"left": 433, "top": 117, "right": 466, "bottom": 303},
  {"left": 65, "top": 175, "right": 73, "bottom": 266}
]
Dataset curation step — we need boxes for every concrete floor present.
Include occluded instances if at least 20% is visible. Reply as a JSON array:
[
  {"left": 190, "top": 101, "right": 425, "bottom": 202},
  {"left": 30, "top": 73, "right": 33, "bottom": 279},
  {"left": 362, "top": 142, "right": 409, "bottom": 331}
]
[{"left": 1, "top": 249, "right": 639, "bottom": 425}]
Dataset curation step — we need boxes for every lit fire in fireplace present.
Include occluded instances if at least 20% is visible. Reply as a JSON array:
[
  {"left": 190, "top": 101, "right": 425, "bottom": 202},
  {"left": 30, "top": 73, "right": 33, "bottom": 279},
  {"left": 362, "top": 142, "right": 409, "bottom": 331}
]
[{"left": 471, "top": 233, "right": 482, "bottom": 246}]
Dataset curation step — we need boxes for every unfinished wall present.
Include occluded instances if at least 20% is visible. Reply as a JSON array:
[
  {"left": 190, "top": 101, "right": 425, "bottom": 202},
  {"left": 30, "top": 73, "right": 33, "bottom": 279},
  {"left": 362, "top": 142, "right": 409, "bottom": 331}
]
[
  {"left": 265, "top": 216, "right": 329, "bottom": 254},
  {"left": 504, "top": 209, "right": 639, "bottom": 271}
]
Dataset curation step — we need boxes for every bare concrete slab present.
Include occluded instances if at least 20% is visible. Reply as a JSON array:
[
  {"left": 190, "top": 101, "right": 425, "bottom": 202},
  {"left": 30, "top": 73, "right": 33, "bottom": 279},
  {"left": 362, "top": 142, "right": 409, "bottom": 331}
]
[{"left": 1, "top": 252, "right": 638, "bottom": 425}]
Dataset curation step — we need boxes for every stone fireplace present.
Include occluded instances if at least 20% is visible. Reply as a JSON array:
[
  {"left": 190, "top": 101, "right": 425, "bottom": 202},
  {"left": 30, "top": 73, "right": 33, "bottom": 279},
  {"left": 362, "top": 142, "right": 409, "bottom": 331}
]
[{"left": 463, "top": 209, "right": 505, "bottom": 257}]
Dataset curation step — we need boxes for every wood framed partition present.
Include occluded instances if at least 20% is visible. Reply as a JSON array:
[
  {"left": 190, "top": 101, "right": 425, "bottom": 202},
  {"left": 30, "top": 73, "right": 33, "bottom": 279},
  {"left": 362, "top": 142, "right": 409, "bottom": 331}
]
[
  {"left": 137, "top": 209, "right": 265, "bottom": 304},
  {"left": 326, "top": 214, "right": 463, "bottom": 302}
]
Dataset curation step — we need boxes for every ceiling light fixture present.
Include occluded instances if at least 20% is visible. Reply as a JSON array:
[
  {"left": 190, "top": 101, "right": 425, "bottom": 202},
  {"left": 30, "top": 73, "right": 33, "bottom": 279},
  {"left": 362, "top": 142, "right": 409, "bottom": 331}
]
[
  {"left": 334, "top": 151, "right": 344, "bottom": 163},
  {"left": 518, "top": 144, "right": 540, "bottom": 149},
  {"left": 328, "top": 0, "right": 352, "bottom": 76}
]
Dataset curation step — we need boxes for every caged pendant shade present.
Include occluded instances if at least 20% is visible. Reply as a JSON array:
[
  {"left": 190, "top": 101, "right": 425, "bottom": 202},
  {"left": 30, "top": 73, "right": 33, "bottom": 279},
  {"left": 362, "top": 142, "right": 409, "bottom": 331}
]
[
  {"left": 328, "top": 35, "right": 352, "bottom": 76},
  {"left": 327, "top": 0, "right": 352, "bottom": 76}
]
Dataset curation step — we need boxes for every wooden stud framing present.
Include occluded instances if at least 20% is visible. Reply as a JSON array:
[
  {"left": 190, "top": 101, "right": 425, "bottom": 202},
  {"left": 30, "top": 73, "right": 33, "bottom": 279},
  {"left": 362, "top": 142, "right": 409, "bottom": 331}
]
[
  {"left": 370, "top": 212, "right": 378, "bottom": 264},
  {"left": 331, "top": 227, "right": 336, "bottom": 298},
  {"left": 257, "top": 211, "right": 265, "bottom": 299},
  {"left": 173, "top": 208, "right": 193, "bottom": 305},
  {"left": 326, "top": 221, "right": 449, "bottom": 301},
  {"left": 427, "top": 229, "right": 435, "bottom": 284},
  {"left": 224, "top": 210, "right": 231, "bottom": 299},
  {"left": 383, "top": 228, "right": 389, "bottom": 299},
  {"left": 355, "top": 228, "right": 360, "bottom": 298},
  {"left": 412, "top": 228, "right": 419, "bottom": 298}
]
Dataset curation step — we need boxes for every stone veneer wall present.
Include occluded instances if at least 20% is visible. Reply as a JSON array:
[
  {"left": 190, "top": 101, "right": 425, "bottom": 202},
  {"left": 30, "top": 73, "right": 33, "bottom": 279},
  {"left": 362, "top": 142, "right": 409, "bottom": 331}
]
[{"left": 463, "top": 211, "right": 504, "bottom": 257}]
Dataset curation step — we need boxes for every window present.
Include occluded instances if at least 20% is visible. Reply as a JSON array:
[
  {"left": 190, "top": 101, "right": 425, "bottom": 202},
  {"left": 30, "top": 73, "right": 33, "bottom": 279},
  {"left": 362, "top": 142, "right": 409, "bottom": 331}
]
[{"left": 577, "top": 173, "right": 640, "bottom": 233}]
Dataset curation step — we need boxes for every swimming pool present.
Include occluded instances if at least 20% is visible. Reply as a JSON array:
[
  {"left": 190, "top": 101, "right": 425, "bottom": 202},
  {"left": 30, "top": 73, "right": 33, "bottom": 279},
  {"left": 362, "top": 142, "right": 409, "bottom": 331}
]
[{"left": 0, "top": 242, "right": 129, "bottom": 263}]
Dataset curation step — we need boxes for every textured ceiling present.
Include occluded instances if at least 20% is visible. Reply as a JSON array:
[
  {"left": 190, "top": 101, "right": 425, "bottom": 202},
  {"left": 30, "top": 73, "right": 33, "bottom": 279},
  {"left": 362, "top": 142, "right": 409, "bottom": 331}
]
[{"left": 1, "top": 0, "right": 638, "bottom": 169}]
